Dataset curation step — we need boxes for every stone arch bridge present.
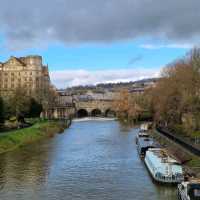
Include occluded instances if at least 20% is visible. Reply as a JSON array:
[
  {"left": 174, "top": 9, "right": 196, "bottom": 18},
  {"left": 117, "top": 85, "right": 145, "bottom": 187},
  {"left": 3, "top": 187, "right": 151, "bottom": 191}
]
[
  {"left": 42, "top": 99, "right": 116, "bottom": 119},
  {"left": 75, "top": 100, "right": 116, "bottom": 118}
]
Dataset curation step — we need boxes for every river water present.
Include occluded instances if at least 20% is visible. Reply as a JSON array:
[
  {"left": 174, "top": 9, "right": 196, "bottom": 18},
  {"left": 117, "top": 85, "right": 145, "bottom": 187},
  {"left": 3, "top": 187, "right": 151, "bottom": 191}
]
[{"left": 0, "top": 120, "right": 177, "bottom": 200}]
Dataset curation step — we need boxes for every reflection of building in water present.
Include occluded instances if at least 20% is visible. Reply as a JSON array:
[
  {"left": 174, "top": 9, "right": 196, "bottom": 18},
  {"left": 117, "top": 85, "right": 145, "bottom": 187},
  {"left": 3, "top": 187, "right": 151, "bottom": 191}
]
[{"left": 0, "top": 144, "right": 53, "bottom": 190}]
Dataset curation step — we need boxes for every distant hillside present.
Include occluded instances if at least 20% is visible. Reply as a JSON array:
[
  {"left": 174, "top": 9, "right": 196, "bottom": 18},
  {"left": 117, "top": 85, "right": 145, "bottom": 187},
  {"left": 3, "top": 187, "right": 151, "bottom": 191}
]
[
  {"left": 96, "top": 78, "right": 160, "bottom": 88},
  {"left": 64, "top": 78, "right": 160, "bottom": 93}
]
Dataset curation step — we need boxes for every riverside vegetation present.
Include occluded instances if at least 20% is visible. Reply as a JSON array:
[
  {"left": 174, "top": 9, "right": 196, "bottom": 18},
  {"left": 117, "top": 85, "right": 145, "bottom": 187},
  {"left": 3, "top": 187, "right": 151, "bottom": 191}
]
[
  {"left": 151, "top": 48, "right": 200, "bottom": 138},
  {"left": 0, "top": 86, "right": 69, "bottom": 154},
  {"left": 0, "top": 88, "right": 43, "bottom": 129}
]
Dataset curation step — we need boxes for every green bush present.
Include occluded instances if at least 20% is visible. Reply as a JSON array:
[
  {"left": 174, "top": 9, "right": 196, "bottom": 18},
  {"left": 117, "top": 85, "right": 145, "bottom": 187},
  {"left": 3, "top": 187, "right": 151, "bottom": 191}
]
[{"left": 172, "top": 124, "right": 185, "bottom": 135}]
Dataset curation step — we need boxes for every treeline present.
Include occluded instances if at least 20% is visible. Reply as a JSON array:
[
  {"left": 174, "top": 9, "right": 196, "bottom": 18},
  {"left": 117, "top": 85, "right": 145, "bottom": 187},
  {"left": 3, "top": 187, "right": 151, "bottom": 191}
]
[
  {"left": 152, "top": 48, "right": 200, "bottom": 136},
  {"left": 113, "top": 89, "right": 153, "bottom": 123},
  {"left": 114, "top": 48, "right": 200, "bottom": 136}
]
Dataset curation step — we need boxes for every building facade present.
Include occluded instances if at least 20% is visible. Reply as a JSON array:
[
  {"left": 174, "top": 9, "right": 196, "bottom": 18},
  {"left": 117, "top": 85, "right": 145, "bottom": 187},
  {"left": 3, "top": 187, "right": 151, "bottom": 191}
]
[
  {"left": 0, "top": 55, "right": 51, "bottom": 100},
  {"left": 56, "top": 90, "right": 74, "bottom": 105}
]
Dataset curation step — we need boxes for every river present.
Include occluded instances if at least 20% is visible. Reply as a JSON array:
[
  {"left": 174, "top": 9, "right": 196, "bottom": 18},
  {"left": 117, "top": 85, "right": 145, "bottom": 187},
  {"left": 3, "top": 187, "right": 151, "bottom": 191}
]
[{"left": 0, "top": 120, "right": 177, "bottom": 200}]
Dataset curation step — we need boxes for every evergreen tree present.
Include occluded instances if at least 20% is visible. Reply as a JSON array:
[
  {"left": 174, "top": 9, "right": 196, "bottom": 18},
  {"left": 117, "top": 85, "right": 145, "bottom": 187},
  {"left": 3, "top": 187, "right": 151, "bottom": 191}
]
[{"left": 28, "top": 98, "right": 43, "bottom": 118}]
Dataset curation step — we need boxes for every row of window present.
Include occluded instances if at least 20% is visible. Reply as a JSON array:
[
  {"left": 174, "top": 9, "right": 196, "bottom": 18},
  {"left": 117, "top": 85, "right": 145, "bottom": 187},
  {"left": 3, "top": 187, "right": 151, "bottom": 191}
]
[
  {"left": 1, "top": 71, "right": 41, "bottom": 76},
  {"left": 2, "top": 77, "right": 41, "bottom": 82},
  {"left": 1, "top": 83, "right": 41, "bottom": 89}
]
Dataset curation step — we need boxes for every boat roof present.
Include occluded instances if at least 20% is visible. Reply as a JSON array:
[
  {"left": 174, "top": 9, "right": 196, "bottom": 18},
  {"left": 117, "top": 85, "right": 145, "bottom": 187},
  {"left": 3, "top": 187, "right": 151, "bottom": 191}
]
[
  {"left": 138, "top": 132, "right": 149, "bottom": 137},
  {"left": 146, "top": 148, "right": 183, "bottom": 174},
  {"left": 148, "top": 148, "right": 170, "bottom": 155},
  {"left": 138, "top": 138, "right": 158, "bottom": 148}
]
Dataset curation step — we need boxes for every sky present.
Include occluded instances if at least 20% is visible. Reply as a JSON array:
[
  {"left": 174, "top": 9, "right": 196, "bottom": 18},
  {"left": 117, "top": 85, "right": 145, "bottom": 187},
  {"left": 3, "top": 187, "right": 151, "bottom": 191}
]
[{"left": 0, "top": 0, "right": 199, "bottom": 88}]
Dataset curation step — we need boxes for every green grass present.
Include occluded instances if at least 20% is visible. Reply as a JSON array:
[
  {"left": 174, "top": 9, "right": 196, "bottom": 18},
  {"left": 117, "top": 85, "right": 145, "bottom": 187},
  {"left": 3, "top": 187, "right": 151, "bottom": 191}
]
[
  {"left": 188, "top": 157, "right": 200, "bottom": 167},
  {"left": 0, "top": 121, "right": 67, "bottom": 154}
]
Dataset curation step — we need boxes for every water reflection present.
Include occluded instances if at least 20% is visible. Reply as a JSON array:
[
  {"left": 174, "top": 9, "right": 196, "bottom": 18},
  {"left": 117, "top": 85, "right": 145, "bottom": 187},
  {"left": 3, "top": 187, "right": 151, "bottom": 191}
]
[{"left": 0, "top": 120, "right": 177, "bottom": 200}]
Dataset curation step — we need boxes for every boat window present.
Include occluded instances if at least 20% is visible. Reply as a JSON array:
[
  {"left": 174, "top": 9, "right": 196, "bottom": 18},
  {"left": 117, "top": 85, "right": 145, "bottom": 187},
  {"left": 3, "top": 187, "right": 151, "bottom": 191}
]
[
  {"left": 194, "top": 189, "right": 200, "bottom": 197},
  {"left": 188, "top": 185, "right": 200, "bottom": 200}
]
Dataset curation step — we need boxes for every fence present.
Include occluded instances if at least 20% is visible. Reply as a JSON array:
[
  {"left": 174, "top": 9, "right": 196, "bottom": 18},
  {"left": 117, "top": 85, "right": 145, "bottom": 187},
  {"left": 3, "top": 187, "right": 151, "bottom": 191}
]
[{"left": 156, "top": 126, "right": 200, "bottom": 156}]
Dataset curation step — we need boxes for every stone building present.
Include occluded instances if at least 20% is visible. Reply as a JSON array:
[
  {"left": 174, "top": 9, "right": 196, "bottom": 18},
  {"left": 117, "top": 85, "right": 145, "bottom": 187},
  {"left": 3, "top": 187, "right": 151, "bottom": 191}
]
[
  {"left": 56, "top": 90, "right": 74, "bottom": 105},
  {"left": 0, "top": 55, "right": 51, "bottom": 100}
]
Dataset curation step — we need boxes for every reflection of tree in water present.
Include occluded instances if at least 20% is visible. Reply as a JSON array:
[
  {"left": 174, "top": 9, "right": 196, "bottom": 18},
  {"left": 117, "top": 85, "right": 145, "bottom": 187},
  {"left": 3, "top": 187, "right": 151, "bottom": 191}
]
[
  {"left": 0, "top": 155, "right": 6, "bottom": 190},
  {"left": 154, "top": 184, "right": 177, "bottom": 200},
  {"left": 0, "top": 140, "right": 55, "bottom": 191},
  {"left": 119, "top": 121, "right": 135, "bottom": 133}
]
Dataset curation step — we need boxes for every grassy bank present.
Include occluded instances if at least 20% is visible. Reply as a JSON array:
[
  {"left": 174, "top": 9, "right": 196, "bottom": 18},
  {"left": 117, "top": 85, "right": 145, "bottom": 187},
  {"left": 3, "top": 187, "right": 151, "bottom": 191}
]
[{"left": 0, "top": 120, "right": 68, "bottom": 154}]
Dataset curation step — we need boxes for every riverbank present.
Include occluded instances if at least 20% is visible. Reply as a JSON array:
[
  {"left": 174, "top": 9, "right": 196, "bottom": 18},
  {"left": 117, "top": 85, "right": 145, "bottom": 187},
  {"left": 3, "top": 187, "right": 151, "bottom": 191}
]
[
  {"left": 150, "top": 128, "right": 200, "bottom": 177},
  {"left": 0, "top": 120, "right": 69, "bottom": 154}
]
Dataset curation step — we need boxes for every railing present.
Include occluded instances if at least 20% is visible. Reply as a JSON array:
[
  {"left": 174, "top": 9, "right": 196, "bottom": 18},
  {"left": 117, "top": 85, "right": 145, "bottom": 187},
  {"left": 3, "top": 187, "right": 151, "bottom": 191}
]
[{"left": 156, "top": 126, "right": 200, "bottom": 156}]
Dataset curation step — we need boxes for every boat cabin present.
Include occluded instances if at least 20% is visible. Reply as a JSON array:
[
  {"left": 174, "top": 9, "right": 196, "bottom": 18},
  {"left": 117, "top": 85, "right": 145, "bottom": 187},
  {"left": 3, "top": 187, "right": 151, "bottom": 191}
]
[
  {"left": 145, "top": 148, "right": 184, "bottom": 183},
  {"left": 136, "top": 131, "right": 150, "bottom": 144},
  {"left": 137, "top": 137, "right": 157, "bottom": 157},
  {"left": 140, "top": 123, "right": 152, "bottom": 131}
]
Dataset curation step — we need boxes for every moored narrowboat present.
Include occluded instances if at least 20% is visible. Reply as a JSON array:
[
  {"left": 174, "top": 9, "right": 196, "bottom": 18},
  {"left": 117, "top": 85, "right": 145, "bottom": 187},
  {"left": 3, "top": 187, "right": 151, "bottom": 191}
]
[
  {"left": 140, "top": 123, "right": 152, "bottom": 131},
  {"left": 144, "top": 148, "right": 184, "bottom": 184},
  {"left": 137, "top": 137, "right": 157, "bottom": 158},
  {"left": 136, "top": 131, "right": 150, "bottom": 144}
]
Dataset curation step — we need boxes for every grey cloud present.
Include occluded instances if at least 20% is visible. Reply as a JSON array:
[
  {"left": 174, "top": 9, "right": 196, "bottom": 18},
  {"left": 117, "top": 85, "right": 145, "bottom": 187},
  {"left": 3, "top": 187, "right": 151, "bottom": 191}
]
[{"left": 0, "top": 0, "right": 200, "bottom": 49}]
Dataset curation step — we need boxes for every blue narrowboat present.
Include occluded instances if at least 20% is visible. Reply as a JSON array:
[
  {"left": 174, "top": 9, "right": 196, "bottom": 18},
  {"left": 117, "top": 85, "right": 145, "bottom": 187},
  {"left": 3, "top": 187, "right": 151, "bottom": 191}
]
[
  {"left": 137, "top": 137, "right": 157, "bottom": 158},
  {"left": 135, "top": 130, "right": 150, "bottom": 144}
]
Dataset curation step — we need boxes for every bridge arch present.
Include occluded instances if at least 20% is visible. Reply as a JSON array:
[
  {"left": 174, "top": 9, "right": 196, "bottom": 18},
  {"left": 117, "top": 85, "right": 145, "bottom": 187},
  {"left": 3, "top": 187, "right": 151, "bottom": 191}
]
[
  {"left": 91, "top": 109, "right": 102, "bottom": 117},
  {"left": 77, "top": 109, "right": 89, "bottom": 118},
  {"left": 105, "top": 109, "right": 116, "bottom": 117}
]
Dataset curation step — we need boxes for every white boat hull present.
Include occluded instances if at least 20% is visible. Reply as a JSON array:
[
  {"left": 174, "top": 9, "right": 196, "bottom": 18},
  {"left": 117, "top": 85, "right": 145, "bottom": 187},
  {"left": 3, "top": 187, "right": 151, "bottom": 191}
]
[
  {"left": 144, "top": 158, "right": 183, "bottom": 183},
  {"left": 177, "top": 185, "right": 189, "bottom": 200}
]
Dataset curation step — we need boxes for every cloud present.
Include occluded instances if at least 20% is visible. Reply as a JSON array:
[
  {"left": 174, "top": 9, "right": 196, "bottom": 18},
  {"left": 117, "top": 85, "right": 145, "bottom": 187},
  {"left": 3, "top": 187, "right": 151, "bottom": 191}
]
[
  {"left": 0, "top": 0, "right": 200, "bottom": 49},
  {"left": 140, "top": 43, "right": 194, "bottom": 50},
  {"left": 50, "top": 68, "right": 160, "bottom": 88}
]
